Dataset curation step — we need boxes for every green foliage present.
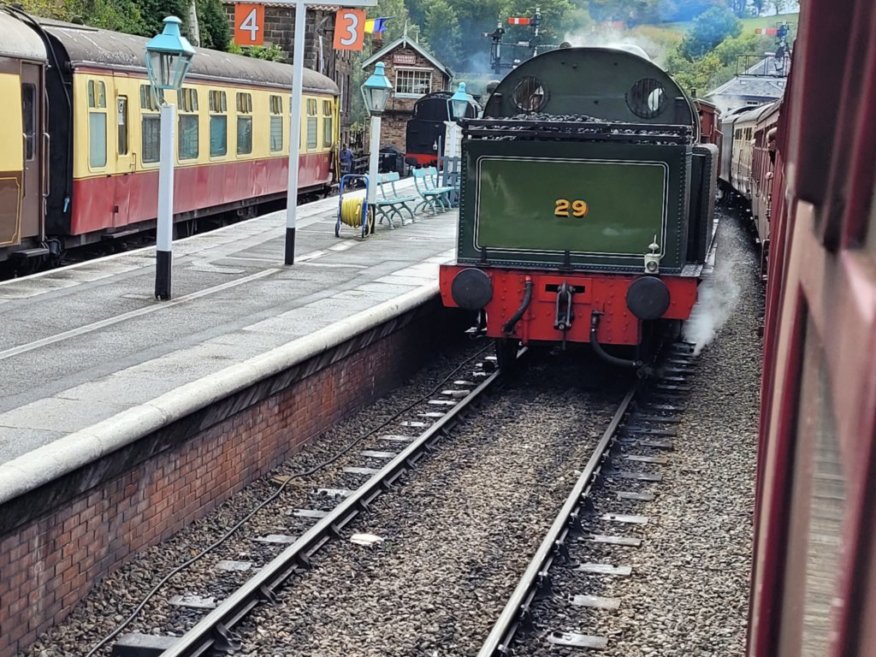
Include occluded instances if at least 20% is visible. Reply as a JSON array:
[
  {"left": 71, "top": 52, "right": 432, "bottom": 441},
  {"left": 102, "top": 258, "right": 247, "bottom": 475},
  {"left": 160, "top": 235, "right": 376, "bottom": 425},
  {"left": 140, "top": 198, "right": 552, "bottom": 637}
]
[
  {"left": 196, "top": 0, "right": 230, "bottom": 50},
  {"left": 422, "top": 0, "right": 461, "bottom": 68},
  {"left": 15, "top": 0, "right": 228, "bottom": 50},
  {"left": 679, "top": 5, "right": 742, "bottom": 59},
  {"left": 228, "top": 41, "right": 285, "bottom": 61},
  {"left": 666, "top": 31, "right": 772, "bottom": 96}
]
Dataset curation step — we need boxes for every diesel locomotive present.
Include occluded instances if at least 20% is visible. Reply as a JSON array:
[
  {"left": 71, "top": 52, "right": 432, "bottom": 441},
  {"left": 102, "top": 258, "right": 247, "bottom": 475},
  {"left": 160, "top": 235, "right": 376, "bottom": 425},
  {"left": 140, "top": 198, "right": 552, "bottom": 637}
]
[{"left": 438, "top": 47, "right": 717, "bottom": 367}]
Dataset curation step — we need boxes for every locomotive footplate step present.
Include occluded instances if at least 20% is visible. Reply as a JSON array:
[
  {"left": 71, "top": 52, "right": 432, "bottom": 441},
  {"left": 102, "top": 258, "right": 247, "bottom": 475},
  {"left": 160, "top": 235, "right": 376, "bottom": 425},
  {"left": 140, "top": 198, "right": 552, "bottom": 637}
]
[
  {"left": 575, "top": 563, "right": 633, "bottom": 576},
  {"left": 548, "top": 632, "right": 608, "bottom": 649},
  {"left": 569, "top": 594, "right": 621, "bottom": 609},
  {"left": 617, "top": 491, "right": 656, "bottom": 501}
]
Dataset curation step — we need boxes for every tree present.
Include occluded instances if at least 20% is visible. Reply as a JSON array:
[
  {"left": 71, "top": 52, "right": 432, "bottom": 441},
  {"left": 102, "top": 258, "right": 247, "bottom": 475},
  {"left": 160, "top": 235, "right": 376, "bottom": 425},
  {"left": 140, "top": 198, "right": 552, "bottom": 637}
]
[
  {"left": 423, "top": 0, "right": 462, "bottom": 68},
  {"left": 679, "top": 5, "right": 742, "bottom": 59}
]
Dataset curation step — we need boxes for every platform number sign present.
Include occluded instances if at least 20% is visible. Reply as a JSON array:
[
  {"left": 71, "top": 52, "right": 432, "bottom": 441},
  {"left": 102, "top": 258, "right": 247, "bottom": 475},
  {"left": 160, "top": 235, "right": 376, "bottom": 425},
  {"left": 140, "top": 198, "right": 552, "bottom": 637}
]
[
  {"left": 235, "top": 3, "right": 265, "bottom": 46},
  {"left": 333, "top": 9, "right": 367, "bottom": 51}
]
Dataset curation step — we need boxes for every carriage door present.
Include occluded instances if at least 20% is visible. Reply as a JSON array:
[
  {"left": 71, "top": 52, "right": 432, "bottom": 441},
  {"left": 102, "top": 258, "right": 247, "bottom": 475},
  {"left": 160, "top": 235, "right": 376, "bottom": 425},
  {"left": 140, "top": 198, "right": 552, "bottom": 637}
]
[
  {"left": 20, "top": 62, "right": 44, "bottom": 243},
  {"left": 113, "top": 86, "right": 133, "bottom": 228}
]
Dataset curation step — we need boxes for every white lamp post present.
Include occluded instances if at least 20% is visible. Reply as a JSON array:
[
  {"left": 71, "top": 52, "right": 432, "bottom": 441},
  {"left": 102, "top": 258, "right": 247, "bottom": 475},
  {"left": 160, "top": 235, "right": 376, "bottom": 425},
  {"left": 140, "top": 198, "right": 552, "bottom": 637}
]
[
  {"left": 145, "top": 16, "right": 195, "bottom": 300},
  {"left": 361, "top": 62, "right": 393, "bottom": 227}
]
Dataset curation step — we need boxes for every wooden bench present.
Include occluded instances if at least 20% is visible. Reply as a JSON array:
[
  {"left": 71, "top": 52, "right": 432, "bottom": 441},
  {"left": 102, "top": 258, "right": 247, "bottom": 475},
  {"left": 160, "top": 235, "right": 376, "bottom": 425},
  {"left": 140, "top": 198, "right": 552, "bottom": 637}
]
[
  {"left": 373, "top": 172, "right": 417, "bottom": 228},
  {"left": 413, "top": 167, "right": 455, "bottom": 214}
]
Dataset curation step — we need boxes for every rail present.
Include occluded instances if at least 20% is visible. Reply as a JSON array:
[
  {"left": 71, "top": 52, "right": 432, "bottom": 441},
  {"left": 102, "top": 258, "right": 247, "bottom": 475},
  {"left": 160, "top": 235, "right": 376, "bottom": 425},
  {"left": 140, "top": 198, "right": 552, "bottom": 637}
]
[
  {"left": 477, "top": 384, "right": 638, "bottom": 656},
  {"left": 158, "top": 365, "right": 502, "bottom": 657}
]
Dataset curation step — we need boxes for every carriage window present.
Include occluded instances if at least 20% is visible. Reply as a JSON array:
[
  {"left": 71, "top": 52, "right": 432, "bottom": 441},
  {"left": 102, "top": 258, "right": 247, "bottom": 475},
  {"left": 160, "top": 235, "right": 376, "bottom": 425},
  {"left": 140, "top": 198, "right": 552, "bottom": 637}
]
[
  {"left": 117, "top": 96, "right": 128, "bottom": 155},
  {"left": 139, "top": 84, "right": 160, "bottom": 164},
  {"left": 395, "top": 68, "right": 432, "bottom": 96},
  {"left": 236, "top": 92, "right": 253, "bottom": 155},
  {"left": 626, "top": 78, "right": 666, "bottom": 119},
  {"left": 22, "top": 84, "right": 35, "bottom": 160},
  {"left": 269, "top": 94, "right": 283, "bottom": 152},
  {"left": 209, "top": 90, "right": 227, "bottom": 157},
  {"left": 306, "top": 98, "right": 318, "bottom": 150},
  {"left": 178, "top": 88, "right": 199, "bottom": 160},
  {"left": 87, "top": 80, "right": 107, "bottom": 168},
  {"left": 513, "top": 76, "right": 548, "bottom": 113},
  {"left": 322, "top": 100, "right": 333, "bottom": 147}
]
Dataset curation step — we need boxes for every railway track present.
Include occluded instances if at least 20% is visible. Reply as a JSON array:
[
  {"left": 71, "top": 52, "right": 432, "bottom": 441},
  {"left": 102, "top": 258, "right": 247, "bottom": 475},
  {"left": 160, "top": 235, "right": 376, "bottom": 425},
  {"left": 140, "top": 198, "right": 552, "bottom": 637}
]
[
  {"left": 65, "top": 342, "right": 692, "bottom": 657},
  {"left": 479, "top": 342, "right": 697, "bottom": 655}
]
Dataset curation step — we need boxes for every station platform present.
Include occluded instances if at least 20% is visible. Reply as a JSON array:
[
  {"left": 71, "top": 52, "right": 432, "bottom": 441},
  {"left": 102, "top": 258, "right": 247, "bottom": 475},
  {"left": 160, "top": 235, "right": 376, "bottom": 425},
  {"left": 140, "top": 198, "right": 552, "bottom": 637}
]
[{"left": 0, "top": 184, "right": 456, "bottom": 480}]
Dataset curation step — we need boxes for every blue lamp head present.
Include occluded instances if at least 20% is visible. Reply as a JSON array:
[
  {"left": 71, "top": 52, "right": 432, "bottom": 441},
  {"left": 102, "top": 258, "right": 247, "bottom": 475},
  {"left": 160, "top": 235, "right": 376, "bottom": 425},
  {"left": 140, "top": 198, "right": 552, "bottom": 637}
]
[
  {"left": 362, "top": 62, "right": 394, "bottom": 116},
  {"left": 449, "top": 82, "right": 472, "bottom": 121},
  {"left": 145, "top": 16, "right": 196, "bottom": 91}
]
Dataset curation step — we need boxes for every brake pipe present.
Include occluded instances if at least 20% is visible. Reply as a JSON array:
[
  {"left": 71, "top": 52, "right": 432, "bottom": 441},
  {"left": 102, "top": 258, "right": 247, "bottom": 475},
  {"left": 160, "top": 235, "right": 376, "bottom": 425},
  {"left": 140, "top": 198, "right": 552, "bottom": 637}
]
[{"left": 503, "top": 276, "right": 533, "bottom": 334}]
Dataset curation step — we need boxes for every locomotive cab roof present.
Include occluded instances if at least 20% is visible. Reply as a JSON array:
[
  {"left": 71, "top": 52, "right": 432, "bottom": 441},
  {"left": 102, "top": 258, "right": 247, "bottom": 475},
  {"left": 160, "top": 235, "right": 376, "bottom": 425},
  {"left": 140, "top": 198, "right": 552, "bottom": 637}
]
[{"left": 484, "top": 46, "right": 698, "bottom": 137}]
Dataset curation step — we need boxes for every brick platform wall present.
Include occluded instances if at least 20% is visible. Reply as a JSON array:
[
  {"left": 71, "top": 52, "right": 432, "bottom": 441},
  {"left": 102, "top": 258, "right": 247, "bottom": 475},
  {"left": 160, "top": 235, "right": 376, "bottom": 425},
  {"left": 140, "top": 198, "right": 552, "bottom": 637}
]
[{"left": 0, "top": 299, "right": 465, "bottom": 656}]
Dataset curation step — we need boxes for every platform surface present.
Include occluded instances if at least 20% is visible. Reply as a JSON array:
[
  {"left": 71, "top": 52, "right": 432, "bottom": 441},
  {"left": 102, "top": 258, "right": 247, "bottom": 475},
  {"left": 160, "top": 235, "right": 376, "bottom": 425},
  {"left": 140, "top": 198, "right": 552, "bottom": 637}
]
[{"left": 0, "top": 184, "right": 457, "bottom": 465}]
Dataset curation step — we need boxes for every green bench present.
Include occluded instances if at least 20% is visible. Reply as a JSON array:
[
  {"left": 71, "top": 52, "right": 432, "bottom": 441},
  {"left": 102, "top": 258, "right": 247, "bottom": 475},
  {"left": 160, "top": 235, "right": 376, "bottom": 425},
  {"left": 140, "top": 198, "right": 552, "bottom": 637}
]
[
  {"left": 374, "top": 172, "right": 417, "bottom": 228},
  {"left": 413, "top": 167, "right": 455, "bottom": 214}
]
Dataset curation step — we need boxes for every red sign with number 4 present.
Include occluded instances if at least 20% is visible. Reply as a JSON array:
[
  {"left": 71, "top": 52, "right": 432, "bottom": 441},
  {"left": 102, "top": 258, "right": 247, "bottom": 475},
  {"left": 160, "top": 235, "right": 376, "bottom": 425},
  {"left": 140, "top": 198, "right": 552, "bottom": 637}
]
[
  {"left": 235, "top": 3, "right": 265, "bottom": 46},
  {"left": 334, "top": 9, "right": 366, "bottom": 51}
]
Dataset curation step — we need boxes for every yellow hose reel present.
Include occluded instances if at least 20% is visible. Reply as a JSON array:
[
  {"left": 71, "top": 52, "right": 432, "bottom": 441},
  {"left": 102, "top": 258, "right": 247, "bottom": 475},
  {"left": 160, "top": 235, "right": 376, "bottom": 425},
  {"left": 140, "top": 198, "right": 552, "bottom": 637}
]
[{"left": 340, "top": 197, "right": 364, "bottom": 228}]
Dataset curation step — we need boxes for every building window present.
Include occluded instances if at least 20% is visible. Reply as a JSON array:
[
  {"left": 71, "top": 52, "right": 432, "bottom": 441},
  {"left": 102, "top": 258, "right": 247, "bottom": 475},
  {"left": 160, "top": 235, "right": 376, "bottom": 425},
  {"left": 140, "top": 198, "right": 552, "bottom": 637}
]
[
  {"left": 395, "top": 68, "right": 432, "bottom": 96},
  {"left": 236, "top": 92, "right": 253, "bottom": 155},
  {"left": 269, "top": 94, "right": 283, "bottom": 152},
  {"left": 140, "top": 84, "right": 160, "bottom": 164},
  {"left": 178, "top": 88, "right": 199, "bottom": 160},
  {"left": 87, "top": 79, "right": 107, "bottom": 168},
  {"left": 322, "top": 99, "right": 333, "bottom": 148},
  {"left": 306, "top": 98, "right": 318, "bottom": 150},
  {"left": 209, "top": 89, "right": 227, "bottom": 157}
]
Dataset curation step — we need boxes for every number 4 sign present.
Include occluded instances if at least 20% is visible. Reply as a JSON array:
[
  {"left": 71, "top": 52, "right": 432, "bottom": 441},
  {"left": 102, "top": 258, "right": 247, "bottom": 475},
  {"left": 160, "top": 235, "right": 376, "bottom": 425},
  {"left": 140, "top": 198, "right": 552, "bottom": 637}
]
[
  {"left": 235, "top": 3, "right": 265, "bottom": 46},
  {"left": 333, "top": 9, "right": 366, "bottom": 51}
]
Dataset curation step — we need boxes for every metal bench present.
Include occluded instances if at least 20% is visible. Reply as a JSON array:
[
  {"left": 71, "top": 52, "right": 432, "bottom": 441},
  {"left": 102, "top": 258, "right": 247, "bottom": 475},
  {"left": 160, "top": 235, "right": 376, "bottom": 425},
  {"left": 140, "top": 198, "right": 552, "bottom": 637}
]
[
  {"left": 413, "top": 167, "right": 455, "bottom": 214},
  {"left": 374, "top": 172, "right": 417, "bottom": 228}
]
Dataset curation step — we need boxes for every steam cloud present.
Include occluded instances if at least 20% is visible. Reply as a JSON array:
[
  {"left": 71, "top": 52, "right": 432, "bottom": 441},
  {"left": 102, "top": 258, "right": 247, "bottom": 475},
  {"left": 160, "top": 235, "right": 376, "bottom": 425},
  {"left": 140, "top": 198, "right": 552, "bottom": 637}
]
[{"left": 683, "top": 221, "right": 745, "bottom": 356}]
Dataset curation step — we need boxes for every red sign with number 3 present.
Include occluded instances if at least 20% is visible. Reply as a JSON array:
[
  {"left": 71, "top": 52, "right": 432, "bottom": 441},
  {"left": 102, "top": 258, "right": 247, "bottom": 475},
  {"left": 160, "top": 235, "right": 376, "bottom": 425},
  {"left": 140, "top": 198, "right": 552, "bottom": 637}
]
[
  {"left": 334, "top": 9, "right": 366, "bottom": 51},
  {"left": 235, "top": 3, "right": 265, "bottom": 46}
]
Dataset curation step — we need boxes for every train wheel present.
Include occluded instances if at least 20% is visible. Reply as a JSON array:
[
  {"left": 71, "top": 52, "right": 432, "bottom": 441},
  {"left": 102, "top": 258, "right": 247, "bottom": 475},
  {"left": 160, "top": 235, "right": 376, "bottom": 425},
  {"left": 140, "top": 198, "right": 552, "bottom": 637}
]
[{"left": 495, "top": 338, "right": 519, "bottom": 373}]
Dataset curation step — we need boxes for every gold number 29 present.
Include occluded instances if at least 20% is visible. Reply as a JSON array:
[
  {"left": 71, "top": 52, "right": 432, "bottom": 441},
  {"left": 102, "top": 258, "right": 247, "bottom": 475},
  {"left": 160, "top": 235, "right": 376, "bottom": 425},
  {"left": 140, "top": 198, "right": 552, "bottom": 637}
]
[{"left": 555, "top": 199, "right": 588, "bottom": 218}]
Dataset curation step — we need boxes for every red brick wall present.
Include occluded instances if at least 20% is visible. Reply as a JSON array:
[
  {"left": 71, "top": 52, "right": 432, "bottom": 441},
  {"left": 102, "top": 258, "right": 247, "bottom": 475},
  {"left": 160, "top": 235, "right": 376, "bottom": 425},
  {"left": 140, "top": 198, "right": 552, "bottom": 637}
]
[{"left": 0, "top": 300, "right": 462, "bottom": 656}]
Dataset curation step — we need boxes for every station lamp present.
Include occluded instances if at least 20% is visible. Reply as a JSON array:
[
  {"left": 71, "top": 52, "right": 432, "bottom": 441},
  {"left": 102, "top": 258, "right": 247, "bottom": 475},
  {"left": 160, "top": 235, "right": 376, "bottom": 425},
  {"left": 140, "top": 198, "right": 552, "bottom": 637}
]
[
  {"left": 145, "top": 16, "right": 195, "bottom": 92},
  {"left": 144, "top": 16, "right": 195, "bottom": 301},
  {"left": 361, "top": 63, "right": 394, "bottom": 229},
  {"left": 448, "top": 82, "right": 472, "bottom": 121}
]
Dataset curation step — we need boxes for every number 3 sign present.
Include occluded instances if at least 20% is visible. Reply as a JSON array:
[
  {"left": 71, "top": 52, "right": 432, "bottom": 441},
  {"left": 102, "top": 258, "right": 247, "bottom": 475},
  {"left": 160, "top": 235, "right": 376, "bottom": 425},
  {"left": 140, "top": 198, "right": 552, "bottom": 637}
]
[
  {"left": 235, "top": 3, "right": 265, "bottom": 46},
  {"left": 333, "top": 9, "right": 366, "bottom": 51}
]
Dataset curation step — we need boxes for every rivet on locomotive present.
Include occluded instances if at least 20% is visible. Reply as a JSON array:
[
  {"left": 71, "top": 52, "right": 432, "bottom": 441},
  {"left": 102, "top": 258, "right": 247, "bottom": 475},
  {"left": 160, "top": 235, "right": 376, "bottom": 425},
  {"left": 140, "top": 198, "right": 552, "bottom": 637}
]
[{"left": 438, "top": 47, "right": 718, "bottom": 369}]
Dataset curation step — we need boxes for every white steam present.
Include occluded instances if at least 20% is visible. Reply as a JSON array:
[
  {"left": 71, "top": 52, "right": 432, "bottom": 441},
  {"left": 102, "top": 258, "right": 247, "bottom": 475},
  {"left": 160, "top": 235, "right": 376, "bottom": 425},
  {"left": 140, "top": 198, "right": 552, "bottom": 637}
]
[
  {"left": 562, "top": 25, "right": 674, "bottom": 67},
  {"left": 683, "top": 226, "right": 745, "bottom": 356}
]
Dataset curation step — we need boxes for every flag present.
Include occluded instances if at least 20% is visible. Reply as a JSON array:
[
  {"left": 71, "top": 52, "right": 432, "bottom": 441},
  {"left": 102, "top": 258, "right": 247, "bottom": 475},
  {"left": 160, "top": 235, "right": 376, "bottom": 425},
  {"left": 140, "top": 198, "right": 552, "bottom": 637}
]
[{"left": 365, "top": 17, "right": 390, "bottom": 34}]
